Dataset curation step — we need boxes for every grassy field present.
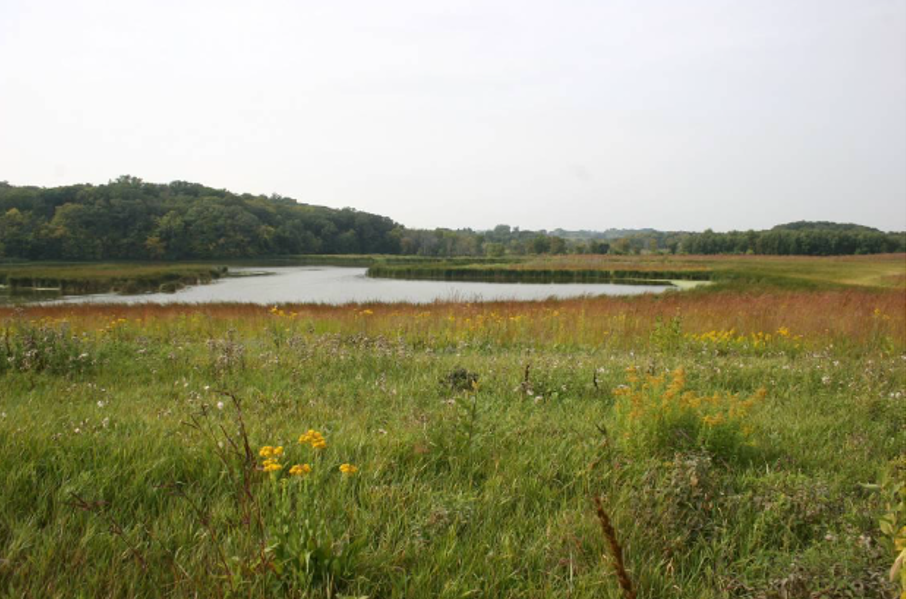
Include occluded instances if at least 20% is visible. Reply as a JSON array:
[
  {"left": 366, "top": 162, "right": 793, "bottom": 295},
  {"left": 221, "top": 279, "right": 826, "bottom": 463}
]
[{"left": 0, "top": 256, "right": 905, "bottom": 598}]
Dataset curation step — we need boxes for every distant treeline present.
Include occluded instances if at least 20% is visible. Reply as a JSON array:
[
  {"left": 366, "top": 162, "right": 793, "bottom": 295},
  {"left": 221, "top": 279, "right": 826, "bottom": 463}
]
[
  {"left": 678, "top": 223, "right": 906, "bottom": 256},
  {"left": 0, "top": 178, "right": 902, "bottom": 259}
]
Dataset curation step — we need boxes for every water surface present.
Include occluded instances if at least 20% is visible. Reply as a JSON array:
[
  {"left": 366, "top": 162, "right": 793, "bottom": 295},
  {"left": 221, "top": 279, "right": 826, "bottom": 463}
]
[{"left": 36, "top": 266, "right": 673, "bottom": 305}]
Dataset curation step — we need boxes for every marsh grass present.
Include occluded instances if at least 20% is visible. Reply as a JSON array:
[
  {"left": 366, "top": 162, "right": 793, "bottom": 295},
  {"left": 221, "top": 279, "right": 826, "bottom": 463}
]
[
  {"left": 0, "top": 263, "right": 226, "bottom": 297},
  {"left": 367, "top": 253, "right": 906, "bottom": 291}
]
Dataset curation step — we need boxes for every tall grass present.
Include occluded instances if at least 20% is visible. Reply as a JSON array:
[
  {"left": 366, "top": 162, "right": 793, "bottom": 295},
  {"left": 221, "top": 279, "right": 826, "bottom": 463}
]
[
  {"left": 5, "top": 288, "right": 902, "bottom": 349},
  {"left": 0, "top": 286, "right": 903, "bottom": 597}
]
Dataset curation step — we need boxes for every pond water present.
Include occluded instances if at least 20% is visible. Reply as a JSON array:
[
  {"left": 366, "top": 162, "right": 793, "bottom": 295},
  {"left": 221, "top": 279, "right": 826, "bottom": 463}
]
[{"left": 27, "top": 266, "right": 674, "bottom": 305}]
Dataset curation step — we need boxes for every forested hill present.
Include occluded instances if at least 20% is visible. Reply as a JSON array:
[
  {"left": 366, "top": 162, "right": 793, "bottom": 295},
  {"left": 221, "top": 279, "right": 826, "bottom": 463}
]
[
  {"left": 771, "top": 221, "right": 882, "bottom": 233},
  {"left": 0, "top": 176, "right": 401, "bottom": 260},
  {"left": 1, "top": 177, "right": 904, "bottom": 259}
]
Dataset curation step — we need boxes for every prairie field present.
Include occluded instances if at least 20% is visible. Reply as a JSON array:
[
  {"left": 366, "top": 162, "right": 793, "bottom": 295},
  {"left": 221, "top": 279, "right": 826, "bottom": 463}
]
[{"left": 1, "top": 259, "right": 905, "bottom": 598}]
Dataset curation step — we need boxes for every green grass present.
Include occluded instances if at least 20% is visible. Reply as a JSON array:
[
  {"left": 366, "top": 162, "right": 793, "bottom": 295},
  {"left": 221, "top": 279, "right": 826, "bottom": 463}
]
[{"left": 0, "top": 298, "right": 903, "bottom": 598}]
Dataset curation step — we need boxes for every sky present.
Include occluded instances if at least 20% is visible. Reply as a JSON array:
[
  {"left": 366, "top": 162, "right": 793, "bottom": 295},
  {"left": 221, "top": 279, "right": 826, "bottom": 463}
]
[{"left": 1, "top": 0, "right": 904, "bottom": 232}]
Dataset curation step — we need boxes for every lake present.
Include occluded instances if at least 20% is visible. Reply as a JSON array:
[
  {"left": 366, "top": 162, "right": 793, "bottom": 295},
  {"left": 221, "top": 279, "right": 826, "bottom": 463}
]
[{"left": 28, "top": 266, "right": 675, "bottom": 305}]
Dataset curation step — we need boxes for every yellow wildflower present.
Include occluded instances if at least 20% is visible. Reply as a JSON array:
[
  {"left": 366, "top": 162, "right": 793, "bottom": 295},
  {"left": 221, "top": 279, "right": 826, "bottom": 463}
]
[
  {"left": 339, "top": 463, "right": 358, "bottom": 475},
  {"left": 263, "top": 462, "right": 283, "bottom": 473},
  {"left": 259, "top": 445, "right": 275, "bottom": 458},
  {"left": 289, "top": 463, "right": 312, "bottom": 476},
  {"left": 299, "top": 429, "right": 327, "bottom": 449}
]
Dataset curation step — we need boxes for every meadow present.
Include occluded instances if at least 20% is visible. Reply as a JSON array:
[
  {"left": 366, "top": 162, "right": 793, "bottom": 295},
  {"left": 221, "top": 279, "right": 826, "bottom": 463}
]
[{"left": 0, "top": 255, "right": 905, "bottom": 598}]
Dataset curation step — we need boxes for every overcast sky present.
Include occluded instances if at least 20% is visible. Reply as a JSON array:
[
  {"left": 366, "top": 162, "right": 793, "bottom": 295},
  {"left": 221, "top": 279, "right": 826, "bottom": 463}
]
[{"left": 1, "top": 0, "right": 904, "bottom": 232}]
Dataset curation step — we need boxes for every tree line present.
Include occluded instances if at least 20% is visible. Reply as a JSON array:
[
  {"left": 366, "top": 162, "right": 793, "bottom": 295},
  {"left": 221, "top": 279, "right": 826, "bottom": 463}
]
[
  {"left": 677, "top": 223, "right": 905, "bottom": 256},
  {"left": 0, "top": 178, "right": 902, "bottom": 260}
]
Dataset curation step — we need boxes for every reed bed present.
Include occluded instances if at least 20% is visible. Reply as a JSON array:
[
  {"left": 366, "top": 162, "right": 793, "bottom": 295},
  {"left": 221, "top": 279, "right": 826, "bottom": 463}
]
[
  {"left": 367, "top": 253, "right": 906, "bottom": 290},
  {"left": 0, "top": 263, "right": 226, "bottom": 295}
]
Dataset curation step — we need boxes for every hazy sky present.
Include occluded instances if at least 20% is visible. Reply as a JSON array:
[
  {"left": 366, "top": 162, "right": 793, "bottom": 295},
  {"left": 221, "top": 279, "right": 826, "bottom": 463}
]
[{"left": 1, "top": 0, "right": 904, "bottom": 232}]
